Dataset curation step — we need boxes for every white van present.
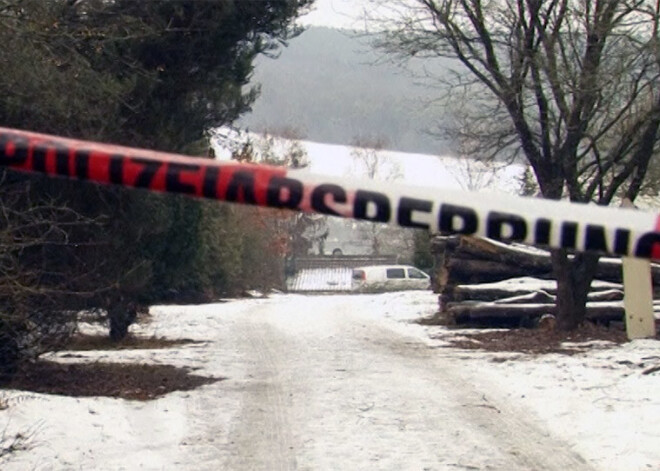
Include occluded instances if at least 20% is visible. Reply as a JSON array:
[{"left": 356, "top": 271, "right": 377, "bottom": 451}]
[{"left": 351, "top": 265, "right": 431, "bottom": 292}]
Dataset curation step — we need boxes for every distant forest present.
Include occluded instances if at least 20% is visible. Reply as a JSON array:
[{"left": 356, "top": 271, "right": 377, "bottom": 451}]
[{"left": 238, "top": 26, "right": 454, "bottom": 155}]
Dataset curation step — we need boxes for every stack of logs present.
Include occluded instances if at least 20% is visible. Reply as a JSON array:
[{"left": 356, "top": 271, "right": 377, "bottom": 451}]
[{"left": 431, "top": 235, "right": 660, "bottom": 326}]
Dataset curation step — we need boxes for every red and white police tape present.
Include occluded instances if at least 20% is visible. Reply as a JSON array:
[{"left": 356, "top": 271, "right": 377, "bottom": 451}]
[{"left": 1, "top": 127, "right": 659, "bottom": 260}]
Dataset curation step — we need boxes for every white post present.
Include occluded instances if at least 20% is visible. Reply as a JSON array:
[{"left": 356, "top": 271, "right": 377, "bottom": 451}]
[{"left": 621, "top": 199, "right": 656, "bottom": 340}]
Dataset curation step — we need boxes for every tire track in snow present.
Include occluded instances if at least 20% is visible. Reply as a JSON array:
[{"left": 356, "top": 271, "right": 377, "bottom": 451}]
[
  {"left": 222, "top": 306, "right": 299, "bottom": 471},
  {"left": 358, "top": 322, "right": 594, "bottom": 471},
  {"left": 190, "top": 295, "right": 595, "bottom": 470}
]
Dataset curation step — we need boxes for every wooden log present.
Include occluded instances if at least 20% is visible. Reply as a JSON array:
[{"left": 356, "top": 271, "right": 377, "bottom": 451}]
[
  {"left": 453, "top": 236, "right": 550, "bottom": 269},
  {"left": 453, "top": 285, "right": 541, "bottom": 302},
  {"left": 433, "top": 235, "right": 660, "bottom": 287},
  {"left": 446, "top": 301, "right": 624, "bottom": 324},
  {"left": 446, "top": 303, "right": 555, "bottom": 323},
  {"left": 452, "top": 278, "right": 623, "bottom": 302},
  {"left": 493, "top": 291, "right": 555, "bottom": 304},
  {"left": 447, "top": 258, "right": 549, "bottom": 284},
  {"left": 587, "top": 289, "right": 624, "bottom": 302},
  {"left": 584, "top": 303, "right": 626, "bottom": 321}
]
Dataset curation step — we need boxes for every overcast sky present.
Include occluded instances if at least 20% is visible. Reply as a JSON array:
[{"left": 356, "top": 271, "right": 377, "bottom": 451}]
[{"left": 299, "top": 0, "right": 370, "bottom": 29}]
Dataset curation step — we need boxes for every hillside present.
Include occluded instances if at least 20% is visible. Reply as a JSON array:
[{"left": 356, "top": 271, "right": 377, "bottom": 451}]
[{"left": 238, "top": 26, "right": 455, "bottom": 155}]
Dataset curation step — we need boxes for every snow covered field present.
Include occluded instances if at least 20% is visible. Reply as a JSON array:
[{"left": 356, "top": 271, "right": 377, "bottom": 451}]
[
  {"left": 0, "top": 292, "right": 658, "bottom": 470},
  {"left": 212, "top": 129, "right": 526, "bottom": 193}
]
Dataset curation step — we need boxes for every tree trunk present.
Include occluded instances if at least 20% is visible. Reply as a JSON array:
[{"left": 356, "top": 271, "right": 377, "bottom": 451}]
[
  {"left": 0, "top": 321, "right": 20, "bottom": 383},
  {"left": 108, "top": 303, "right": 137, "bottom": 342},
  {"left": 551, "top": 249, "right": 601, "bottom": 330}
]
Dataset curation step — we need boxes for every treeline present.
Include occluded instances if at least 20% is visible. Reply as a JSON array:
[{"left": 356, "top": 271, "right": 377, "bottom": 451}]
[{"left": 0, "top": 0, "right": 312, "bottom": 380}]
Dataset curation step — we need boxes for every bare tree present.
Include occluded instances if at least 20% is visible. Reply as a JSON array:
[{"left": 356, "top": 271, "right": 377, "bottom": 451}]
[
  {"left": 451, "top": 156, "right": 505, "bottom": 191},
  {"left": 351, "top": 136, "right": 403, "bottom": 181},
  {"left": 0, "top": 171, "right": 113, "bottom": 379},
  {"left": 350, "top": 138, "right": 416, "bottom": 258},
  {"left": 369, "top": 0, "right": 660, "bottom": 330}
]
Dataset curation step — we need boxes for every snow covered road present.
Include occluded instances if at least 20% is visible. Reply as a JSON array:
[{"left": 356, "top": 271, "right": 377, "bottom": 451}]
[
  {"left": 200, "top": 295, "right": 592, "bottom": 471},
  {"left": 2, "top": 292, "right": 658, "bottom": 470}
]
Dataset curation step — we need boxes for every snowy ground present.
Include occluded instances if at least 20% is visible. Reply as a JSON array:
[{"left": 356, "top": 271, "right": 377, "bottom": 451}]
[
  {"left": 0, "top": 292, "right": 658, "bottom": 470},
  {"left": 212, "top": 129, "right": 525, "bottom": 193}
]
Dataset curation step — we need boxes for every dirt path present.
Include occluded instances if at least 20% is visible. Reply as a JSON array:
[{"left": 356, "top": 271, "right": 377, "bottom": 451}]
[{"left": 191, "top": 295, "right": 594, "bottom": 471}]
